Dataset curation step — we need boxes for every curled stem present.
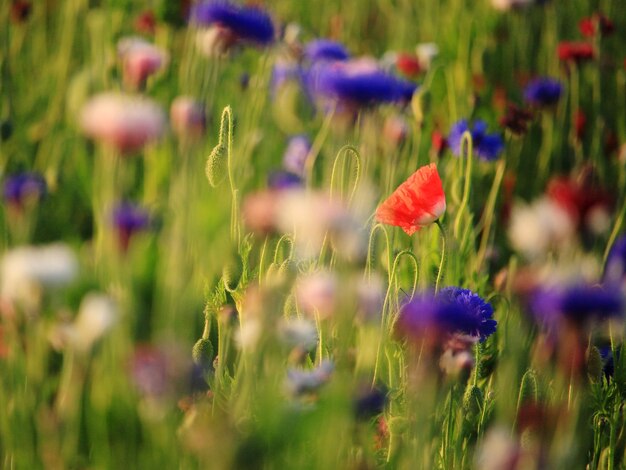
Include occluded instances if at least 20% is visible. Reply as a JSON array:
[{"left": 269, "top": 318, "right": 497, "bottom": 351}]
[
  {"left": 372, "top": 249, "right": 420, "bottom": 386},
  {"left": 365, "top": 223, "right": 392, "bottom": 281},
  {"left": 329, "top": 144, "right": 362, "bottom": 206}
]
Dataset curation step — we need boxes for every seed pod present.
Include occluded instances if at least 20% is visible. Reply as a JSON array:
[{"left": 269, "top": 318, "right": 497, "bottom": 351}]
[
  {"left": 463, "top": 385, "right": 484, "bottom": 420},
  {"left": 192, "top": 338, "right": 215, "bottom": 369},
  {"left": 518, "top": 369, "right": 538, "bottom": 405},
  {"left": 586, "top": 346, "right": 603, "bottom": 383}
]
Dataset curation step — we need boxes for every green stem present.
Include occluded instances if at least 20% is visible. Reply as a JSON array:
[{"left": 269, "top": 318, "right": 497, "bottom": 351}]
[
  {"left": 329, "top": 144, "right": 362, "bottom": 206},
  {"left": 435, "top": 220, "right": 447, "bottom": 293},
  {"left": 454, "top": 131, "right": 473, "bottom": 239},
  {"left": 305, "top": 105, "right": 336, "bottom": 187},
  {"left": 609, "top": 405, "right": 618, "bottom": 470},
  {"left": 201, "top": 305, "right": 211, "bottom": 340},
  {"left": 603, "top": 196, "right": 626, "bottom": 265},
  {"left": 475, "top": 159, "right": 506, "bottom": 271},
  {"left": 372, "top": 249, "right": 419, "bottom": 386}
]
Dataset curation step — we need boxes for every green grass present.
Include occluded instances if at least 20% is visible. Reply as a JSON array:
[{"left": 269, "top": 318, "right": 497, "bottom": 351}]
[{"left": 1, "top": 0, "right": 626, "bottom": 468}]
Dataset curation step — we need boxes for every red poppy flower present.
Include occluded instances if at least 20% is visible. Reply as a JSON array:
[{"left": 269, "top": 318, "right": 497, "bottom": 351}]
[
  {"left": 135, "top": 10, "right": 157, "bottom": 36},
  {"left": 376, "top": 163, "right": 446, "bottom": 235},
  {"left": 546, "top": 171, "right": 614, "bottom": 230},
  {"left": 558, "top": 42, "right": 594, "bottom": 62},
  {"left": 500, "top": 103, "right": 533, "bottom": 136},
  {"left": 431, "top": 129, "right": 448, "bottom": 158},
  {"left": 574, "top": 109, "right": 586, "bottom": 141},
  {"left": 396, "top": 53, "right": 421, "bottom": 78},
  {"left": 579, "top": 14, "right": 614, "bottom": 37},
  {"left": 10, "top": 1, "right": 31, "bottom": 23}
]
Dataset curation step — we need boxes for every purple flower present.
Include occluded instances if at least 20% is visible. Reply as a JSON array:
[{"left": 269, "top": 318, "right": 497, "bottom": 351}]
[
  {"left": 3, "top": 172, "right": 47, "bottom": 206},
  {"left": 599, "top": 345, "right": 615, "bottom": 377},
  {"left": 283, "top": 135, "right": 311, "bottom": 176},
  {"left": 307, "top": 59, "right": 417, "bottom": 107},
  {"left": 604, "top": 236, "right": 626, "bottom": 283},
  {"left": 190, "top": 1, "right": 274, "bottom": 45},
  {"left": 113, "top": 203, "right": 151, "bottom": 233},
  {"left": 270, "top": 60, "right": 301, "bottom": 95},
  {"left": 448, "top": 119, "right": 504, "bottom": 161},
  {"left": 397, "top": 287, "right": 497, "bottom": 343},
  {"left": 112, "top": 202, "right": 151, "bottom": 250},
  {"left": 437, "top": 287, "right": 497, "bottom": 341},
  {"left": 530, "top": 283, "right": 623, "bottom": 326},
  {"left": 303, "top": 39, "right": 350, "bottom": 63},
  {"left": 267, "top": 171, "right": 303, "bottom": 190},
  {"left": 354, "top": 386, "right": 387, "bottom": 419},
  {"left": 523, "top": 78, "right": 563, "bottom": 107}
]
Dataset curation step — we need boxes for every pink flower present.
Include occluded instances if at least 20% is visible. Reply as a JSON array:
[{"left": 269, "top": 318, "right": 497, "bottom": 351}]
[
  {"left": 170, "top": 97, "right": 206, "bottom": 140},
  {"left": 80, "top": 93, "right": 166, "bottom": 154},
  {"left": 118, "top": 37, "right": 169, "bottom": 90}
]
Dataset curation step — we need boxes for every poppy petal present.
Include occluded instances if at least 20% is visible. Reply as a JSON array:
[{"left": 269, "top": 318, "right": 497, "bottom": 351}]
[{"left": 375, "top": 163, "right": 446, "bottom": 235}]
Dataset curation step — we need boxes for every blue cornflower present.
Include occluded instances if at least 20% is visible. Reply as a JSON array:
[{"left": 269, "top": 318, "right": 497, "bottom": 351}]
[
  {"left": 112, "top": 202, "right": 151, "bottom": 239},
  {"left": 523, "top": 78, "right": 563, "bottom": 107},
  {"left": 307, "top": 60, "right": 417, "bottom": 107},
  {"left": 530, "top": 283, "right": 623, "bottom": 326},
  {"left": 354, "top": 386, "right": 387, "bottom": 420},
  {"left": 303, "top": 39, "right": 350, "bottom": 63},
  {"left": 599, "top": 345, "right": 615, "bottom": 378},
  {"left": 190, "top": 1, "right": 274, "bottom": 45},
  {"left": 267, "top": 171, "right": 303, "bottom": 190},
  {"left": 437, "top": 287, "right": 497, "bottom": 342},
  {"left": 448, "top": 119, "right": 504, "bottom": 161},
  {"left": 397, "top": 287, "right": 497, "bottom": 343},
  {"left": 283, "top": 135, "right": 311, "bottom": 176},
  {"left": 3, "top": 172, "right": 47, "bottom": 205},
  {"left": 604, "top": 236, "right": 626, "bottom": 283}
]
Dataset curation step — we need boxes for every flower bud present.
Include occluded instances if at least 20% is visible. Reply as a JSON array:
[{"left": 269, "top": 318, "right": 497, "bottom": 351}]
[{"left": 192, "top": 338, "right": 215, "bottom": 369}]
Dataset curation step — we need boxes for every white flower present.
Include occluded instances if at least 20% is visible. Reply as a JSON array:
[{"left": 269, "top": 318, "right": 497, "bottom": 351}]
[
  {"left": 80, "top": 92, "right": 166, "bottom": 153},
  {"left": 508, "top": 197, "right": 575, "bottom": 259},
  {"left": 276, "top": 188, "right": 371, "bottom": 260},
  {"left": 295, "top": 271, "right": 338, "bottom": 319},
  {"left": 283, "top": 23, "right": 302, "bottom": 46},
  {"left": 286, "top": 360, "right": 334, "bottom": 395},
  {"left": 278, "top": 318, "right": 318, "bottom": 351},
  {"left": 491, "top": 0, "right": 534, "bottom": 11},
  {"left": 415, "top": 43, "right": 439, "bottom": 70},
  {"left": 195, "top": 27, "right": 235, "bottom": 57},
  {"left": 379, "top": 51, "right": 398, "bottom": 72},
  {"left": 439, "top": 349, "right": 474, "bottom": 376},
  {"left": 585, "top": 205, "right": 611, "bottom": 236},
  {"left": 71, "top": 293, "right": 117, "bottom": 352},
  {"left": 235, "top": 318, "right": 262, "bottom": 351},
  {"left": 276, "top": 191, "right": 345, "bottom": 259},
  {"left": 475, "top": 427, "right": 521, "bottom": 470},
  {"left": 1, "top": 244, "right": 78, "bottom": 307}
]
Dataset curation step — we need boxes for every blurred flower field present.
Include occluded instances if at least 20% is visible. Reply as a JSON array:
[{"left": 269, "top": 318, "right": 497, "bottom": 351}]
[{"left": 1, "top": 0, "right": 626, "bottom": 468}]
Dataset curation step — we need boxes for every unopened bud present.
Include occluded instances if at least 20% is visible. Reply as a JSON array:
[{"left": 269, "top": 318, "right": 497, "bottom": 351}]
[{"left": 192, "top": 338, "right": 214, "bottom": 369}]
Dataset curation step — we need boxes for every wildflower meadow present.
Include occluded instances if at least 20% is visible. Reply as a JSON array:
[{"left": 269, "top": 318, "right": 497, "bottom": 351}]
[{"left": 2, "top": 0, "right": 626, "bottom": 468}]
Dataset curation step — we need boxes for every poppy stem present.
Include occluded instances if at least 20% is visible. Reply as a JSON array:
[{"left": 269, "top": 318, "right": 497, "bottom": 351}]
[
  {"left": 434, "top": 219, "right": 446, "bottom": 292},
  {"left": 603, "top": 195, "right": 626, "bottom": 265}
]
